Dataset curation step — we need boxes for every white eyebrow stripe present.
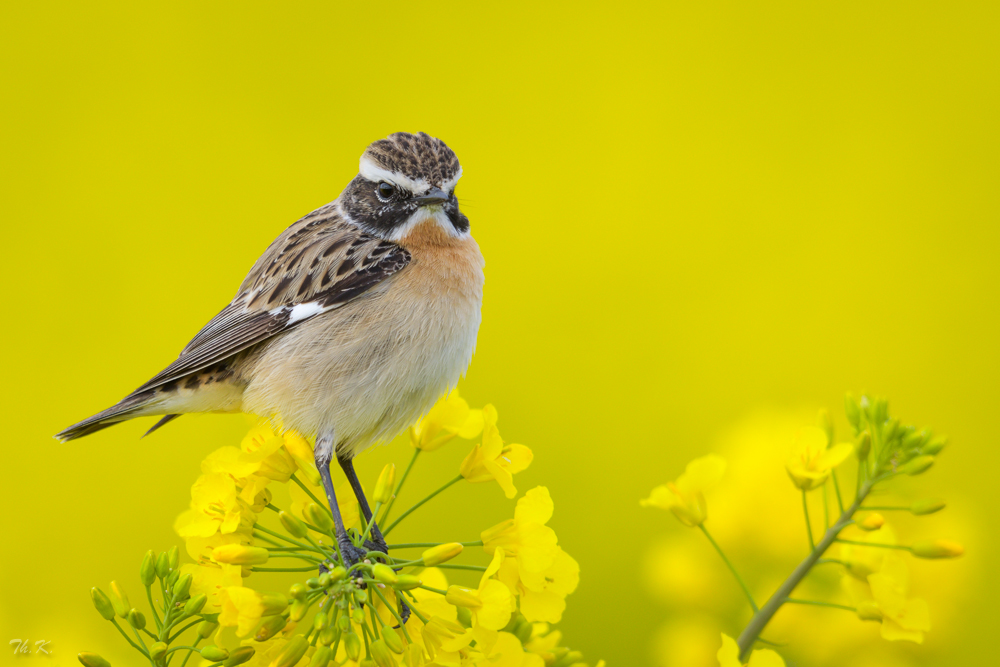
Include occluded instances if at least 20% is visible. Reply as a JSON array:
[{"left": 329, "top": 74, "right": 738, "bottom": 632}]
[
  {"left": 440, "top": 165, "right": 463, "bottom": 193},
  {"left": 359, "top": 155, "right": 429, "bottom": 193}
]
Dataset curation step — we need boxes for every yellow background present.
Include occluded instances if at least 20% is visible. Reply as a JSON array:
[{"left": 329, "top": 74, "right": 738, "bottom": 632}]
[{"left": 1, "top": 1, "right": 997, "bottom": 665}]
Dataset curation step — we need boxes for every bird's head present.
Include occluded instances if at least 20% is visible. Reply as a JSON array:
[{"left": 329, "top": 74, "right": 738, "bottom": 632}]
[{"left": 340, "top": 132, "right": 468, "bottom": 241}]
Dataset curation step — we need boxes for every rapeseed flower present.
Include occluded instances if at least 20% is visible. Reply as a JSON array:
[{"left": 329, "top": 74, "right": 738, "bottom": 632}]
[
  {"left": 784, "top": 426, "right": 853, "bottom": 490},
  {"left": 219, "top": 587, "right": 288, "bottom": 637},
  {"left": 641, "top": 454, "right": 726, "bottom": 527},
  {"left": 411, "top": 390, "right": 484, "bottom": 451},
  {"left": 460, "top": 404, "right": 532, "bottom": 498}
]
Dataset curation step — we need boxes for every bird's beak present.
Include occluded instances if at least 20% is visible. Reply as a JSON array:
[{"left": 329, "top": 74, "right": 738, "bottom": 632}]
[{"left": 415, "top": 188, "right": 450, "bottom": 206}]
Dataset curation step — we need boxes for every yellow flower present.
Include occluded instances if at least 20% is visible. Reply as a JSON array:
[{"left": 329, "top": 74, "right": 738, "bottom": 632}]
[
  {"left": 482, "top": 487, "right": 560, "bottom": 584},
  {"left": 641, "top": 454, "right": 726, "bottom": 527},
  {"left": 468, "top": 631, "right": 545, "bottom": 667},
  {"left": 839, "top": 524, "right": 898, "bottom": 580},
  {"left": 411, "top": 390, "right": 485, "bottom": 451},
  {"left": 717, "top": 633, "right": 785, "bottom": 667},
  {"left": 514, "top": 547, "right": 579, "bottom": 623},
  {"left": 460, "top": 405, "right": 532, "bottom": 498},
  {"left": 444, "top": 550, "right": 513, "bottom": 632},
  {"left": 174, "top": 473, "right": 255, "bottom": 538},
  {"left": 867, "top": 553, "right": 932, "bottom": 643},
  {"left": 784, "top": 426, "right": 853, "bottom": 491},
  {"left": 179, "top": 563, "right": 242, "bottom": 613},
  {"left": 219, "top": 587, "right": 288, "bottom": 637}
]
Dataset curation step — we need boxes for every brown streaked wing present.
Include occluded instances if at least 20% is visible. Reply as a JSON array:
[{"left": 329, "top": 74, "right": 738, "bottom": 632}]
[{"left": 133, "top": 210, "right": 411, "bottom": 393}]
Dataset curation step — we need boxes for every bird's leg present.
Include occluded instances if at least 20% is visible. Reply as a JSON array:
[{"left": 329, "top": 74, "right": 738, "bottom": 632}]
[
  {"left": 314, "top": 433, "right": 368, "bottom": 570},
  {"left": 339, "top": 455, "right": 388, "bottom": 555}
]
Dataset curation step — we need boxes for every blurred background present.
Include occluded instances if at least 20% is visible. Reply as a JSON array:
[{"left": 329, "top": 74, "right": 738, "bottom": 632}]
[{"left": 1, "top": 1, "right": 997, "bottom": 665}]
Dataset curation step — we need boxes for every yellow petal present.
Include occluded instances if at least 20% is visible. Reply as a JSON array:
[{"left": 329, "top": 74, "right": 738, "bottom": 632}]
[
  {"left": 501, "top": 444, "right": 533, "bottom": 474},
  {"left": 519, "top": 589, "right": 566, "bottom": 623},
  {"left": 717, "top": 634, "right": 741, "bottom": 667},
  {"left": 514, "top": 487, "right": 554, "bottom": 525},
  {"left": 817, "top": 442, "right": 854, "bottom": 469},
  {"left": 484, "top": 458, "right": 517, "bottom": 498},
  {"left": 476, "top": 579, "right": 513, "bottom": 630},
  {"left": 676, "top": 454, "right": 726, "bottom": 494},
  {"left": 880, "top": 617, "right": 925, "bottom": 643},
  {"left": 640, "top": 484, "right": 679, "bottom": 510},
  {"left": 456, "top": 409, "right": 485, "bottom": 439},
  {"left": 747, "top": 648, "right": 786, "bottom": 667}
]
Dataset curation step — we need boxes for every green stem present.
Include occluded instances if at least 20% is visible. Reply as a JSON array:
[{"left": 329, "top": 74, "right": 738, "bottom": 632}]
[
  {"left": 359, "top": 501, "right": 384, "bottom": 545},
  {"left": 736, "top": 481, "right": 871, "bottom": 661},
  {"left": 802, "top": 490, "right": 815, "bottom": 551},
  {"left": 699, "top": 524, "right": 758, "bottom": 612},
  {"left": 165, "top": 645, "right": 201, "bottom": 655},
  {"left": 388, "top": 541, "right": 483, "bottom": 549},
  {"left": 291, "top": 474, "right": 330, "bottom": 512},
  {"left": 370, "top": 585, "right": 413, "bottom": 642},
  {"left": 434, "top": 564, "right": 487, "bottom": 572},
  {"left": 785, "top": 598, "right": 856, "bottom": 612},
  {"left": 383, "top": 475, "right": 463, "bottom": 536},
  {"left": 252, "top": 565, "right": 319, "bottom": 572},
  {"left": 379, "top": 449, "right": 420, "bottom": 528},
  {"left": 111, "top": 619, "right": 148, "bottom": 656},
  {"left": 253, "top": 524, "right": 316, "bottom": 551},
  {"left": 834, "top": 539, "right": 912, "bottom": 551},
  {"left": 168, "top": 618, "right": 203, "bottom": 643},
  {"left": 419, "top": 585, "right": 448, "bottom": 595},
  {"left": 831, "top": 469, "right": 845, "bottom": 513},
  {"left": 145, "top": 585, "right": 163, "bottom": 632},
  {"left": 179, "top": 637, "right": 203, "bottom": 667}
]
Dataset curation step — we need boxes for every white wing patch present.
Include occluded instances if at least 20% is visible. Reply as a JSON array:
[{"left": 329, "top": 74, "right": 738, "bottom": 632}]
[{"left": 269, "top": 301, "right": 327, "bottom": 325}]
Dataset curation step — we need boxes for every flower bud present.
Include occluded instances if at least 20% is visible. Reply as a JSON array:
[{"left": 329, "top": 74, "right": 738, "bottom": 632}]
[
  {"left": 90, "top": 587, "right": 115, "bottom": 621},
  {"left": 338, "top": 614, "right": 351, "bottom": 631},
  {"left": 167, "top": 545, "right": 179, "bottom": 571},
  {"left": 279, "top": 511, "right": 308, "bottom": 539},
  {"left": 422, "top": 542, "right": 463, "bottom": 566},
  {"left": 344, "top": 631, "right": 362, "bottom": 661},
  {"left": 351, "top": 606, "right": 366, "bottom": 624},
  {"left": 374, "top": 464, "right": 396, "bottom": 504},
  {"left": 172, "top": 573, "right": 193, "bottom": 600},
  {"left": 77, "top": 652, "right": 111, "bottom": 667},
  {"left": 856, "top": 431, "right": 871, "bottom": 460},
  {"left": 844, "top": 393, "right": 860, "bottom": 430},
  {"left": 150, "top": 642, "right": 168, "bottom": 661},
  {"left": 910, "top": 498, "right": 946, "bottom": 515},
  {"left": 313, "top": 611, "right": 329, "bottom": 631},
  {"left": 260, "top": 593, "right": 288, "bottom": 615},
  {"left": 305, "top": 504, "right": 333, "bottom": 532},
  {"left": 404, "top": 644, "right": 424, "bottom": 667},
  {"left": 224, "top": 646, "right": 256, "bottom": 666},
  {"left": 922, "top": 436, "right": 948, "bottom": 455},
  {"left": 140, "top": 550, "right": 156, "bottom": 586},
  {"left": 445, "top": 586, "right": 482, "bottom": 609},
  {"left": 911, "top": 539, "right": 965, "bottom": 559},
  {"left": 127, "top": 609, "right": 146, "bottom": 630},
  {"left": 354, "top": 588, "right": 368, "bottom": 605},
  {"left": 372, "top": 563, "right": 397, "bottom": 585},
  {"left": 201, "top": 645, "right": 229, "bottom": 662},
  {"left": 166, "top": 569, "right": 180, "bottom": 588},
  {"left": 898, "top": 455, "right": 935, "bottom": 476},
  {"left": 197, "top": 620, "right": 219, "bottom": 638},
  {"left": 856, "top": 601, "right": 883, "bottom": 621},
  {"left": 881, "top": 418, "right": 899, "bottom": 444},
  {"left": 109, "top": 581, "right": 130, "bottom": 619},
  {"left": 273, "top": 636, "right": 309, "bottom": 667},
  {"left": 289, "top": 583, "right": 307, "bottom": 599},
  {"left": 370, "top": 639, "right": 398, "bottom": 667},
  {"left": 290, "top": 599, "right": 309, "bottom": 622},
  {"left": 184, "top": 594, "right": 207, "bottom": 615},
  {"left": 212, "top": 545, "right": 270, "bottom": 565},
  {"left": 327, "top": 566, "right": 347, "bottom": 583},
  {"left": 901, "top": 429, "right": 927, "bottom": 452},
  {"left": 393, "top": 574, "right": 422, "bottom": 591},
  {"left": 255, "top": 613, "right": 287, "bottom": 641},
  {"left": 382, "top": 628, "right": 404, "bottom": 654},
  {"left": 318, "top": 572, "right": 331, "bottom": 588},
  {"left": 310, "top": 646, "right": 332, "bottom": 667},
  {"left": 857, "top": 513, "right": 885, "bottom": 531},
  {"left": 306, "top": 577, "right": 321, "bottom": 589},
  {"left": 155, "top": 552, "right": 170, "bottom": 579},
  {"left": 319, "top": 626, "right": 339, "bottom": 646}
]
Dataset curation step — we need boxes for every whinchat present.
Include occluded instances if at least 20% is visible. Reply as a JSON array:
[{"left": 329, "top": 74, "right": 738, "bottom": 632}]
[{"left": 58, "top": 132, "right": 485, "bottom": 570}]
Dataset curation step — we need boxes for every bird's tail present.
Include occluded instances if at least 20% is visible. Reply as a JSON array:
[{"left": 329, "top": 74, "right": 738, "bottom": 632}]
[{"left": 55, "top": 390, "right": 174, "bottom": 442}]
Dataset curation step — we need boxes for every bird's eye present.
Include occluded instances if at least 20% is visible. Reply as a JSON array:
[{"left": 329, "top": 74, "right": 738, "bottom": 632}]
[{"left": 376, "top": 182, "right": 396, "bottom": 201}]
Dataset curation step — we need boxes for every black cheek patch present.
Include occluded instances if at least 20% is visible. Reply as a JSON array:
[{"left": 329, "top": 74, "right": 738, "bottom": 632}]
[{"left": 447, "top": 209, "right": 470, "bottom": 233}]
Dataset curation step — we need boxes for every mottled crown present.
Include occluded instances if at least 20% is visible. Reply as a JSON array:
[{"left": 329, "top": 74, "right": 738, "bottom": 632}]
[{"left": 362, "top": 132, "right": 461, "bottom": 188}]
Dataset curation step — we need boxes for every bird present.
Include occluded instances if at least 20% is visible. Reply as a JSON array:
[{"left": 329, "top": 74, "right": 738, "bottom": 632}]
[{"left": 56, "top": 131, "right": 485, "bottom": 569}]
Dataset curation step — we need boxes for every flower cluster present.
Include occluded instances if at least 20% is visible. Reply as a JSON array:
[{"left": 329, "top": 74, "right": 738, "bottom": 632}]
[
  {"left": 80, "top": 392, "right": 599, "bottom": 667},
  {"left": 641, "top": 394, "right": 964, "bottom": 666}
]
